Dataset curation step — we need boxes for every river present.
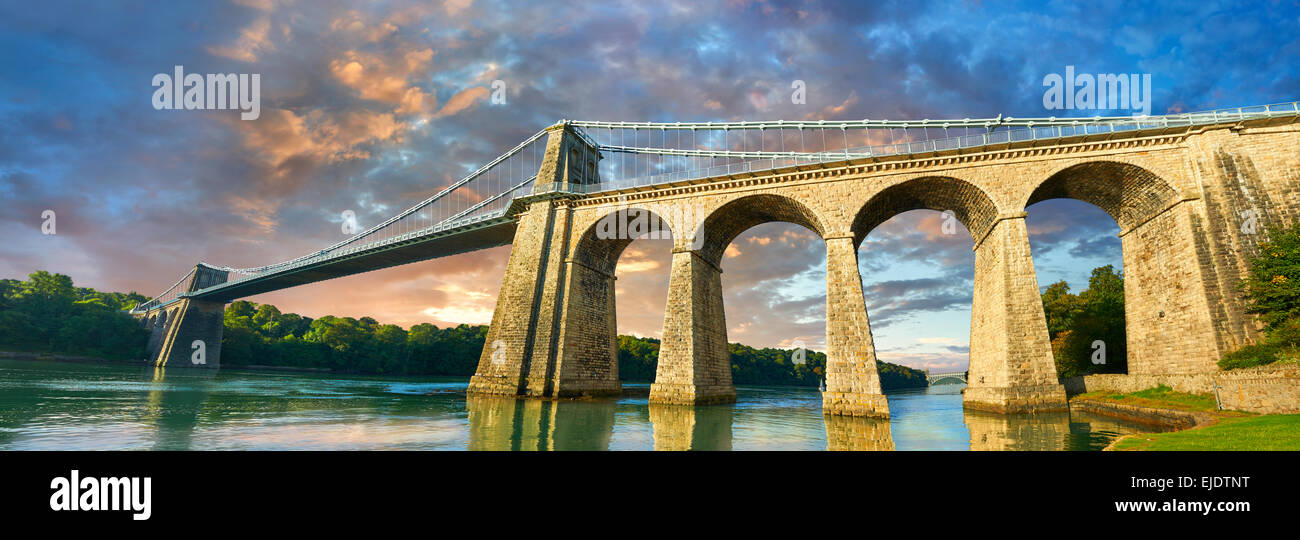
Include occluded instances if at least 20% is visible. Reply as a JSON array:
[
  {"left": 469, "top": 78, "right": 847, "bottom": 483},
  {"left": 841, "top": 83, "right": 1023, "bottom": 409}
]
[{"left": 0, "top": 358, "right": 1167, "bottom": 450}]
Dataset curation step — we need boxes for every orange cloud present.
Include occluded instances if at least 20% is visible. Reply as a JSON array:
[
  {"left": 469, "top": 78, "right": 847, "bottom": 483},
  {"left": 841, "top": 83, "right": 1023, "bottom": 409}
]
[
  {"left": 208, "top": 16, "right": 274, "bottom": 62},
  {"left": 436, "top": 86, "right": 490, "bottom": 118},
  {"left": 329, "top": 49, "right": 437, "bottom": 116}
]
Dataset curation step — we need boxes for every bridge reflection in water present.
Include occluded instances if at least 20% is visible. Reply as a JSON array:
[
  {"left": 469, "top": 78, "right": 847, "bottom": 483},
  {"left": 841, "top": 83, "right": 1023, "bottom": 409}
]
[
  {"left": 0, "top": 358, "right": 1165, "bottom": 451},
  {"left": 463, "top": 389, "right": 1159, "bottom": 451},
  {"left": 466, "top": 396, "right": 616, "bottom": 451},
  {"left": 963, "top": 409, "right": 1174, "bottom": 451},
  {"left": 647, "top": 404, "right": 734, "bottom": 451},
  {"left": 467, "top": 396, "right": 897, "bottom": 451},
  {"left": 141, "top": 365, "right": 219, "bottom": 451},
  {"left": 823, "top": 414, "right": 895, "bottom": 451}
]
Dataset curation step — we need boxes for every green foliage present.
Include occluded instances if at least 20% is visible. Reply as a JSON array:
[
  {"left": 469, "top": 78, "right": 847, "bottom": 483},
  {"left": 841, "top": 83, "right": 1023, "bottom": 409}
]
[
  {"left": 0, "top": 272, "right": 148, "bottom": 360},
  {"left": 1219, "top": 223, "right": 1300, "bottom": 370},
  {"left": 225, "top": 297, "right": 928, "bottom": 388},
  {"left": 1041, "top": 265, "right": 1127, "bottom": 377},
  {"left": 1218, "top": 342, "right": 1283, "bottom": 371},
  {"left": 617, "top": 335, "right": 660, "bottom": 382},
  {"left": 221, "top": 301, "right": 489, "bottom": 376},
  {"left": 1242, "top": 224, "right": 1300, "bottom": 331}
]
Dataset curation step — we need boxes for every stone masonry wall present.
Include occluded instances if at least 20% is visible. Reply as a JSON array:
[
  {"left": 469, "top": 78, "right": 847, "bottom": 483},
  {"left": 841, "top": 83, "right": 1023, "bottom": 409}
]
[
  {"left": 475, "top": 119, "right": 1300, "bottom": 415},
  {"left": 965, "top": 215, "right": 1068, "bottom": 413},
  {"left": 821, "top": 236, "right": 888, "bottom": 417},
  {"left": 650, "top": 249, "right": 734, "bottom": 404},
  {"left": 152, "top": 298, "right": 225, "bottom": 368},
  {"left": 1121, "top": 201, "right": 1222, "bottom": 374},
  {"left": 1215, "top": 365, "right": 1300, "bottom": 414},
  {"left": 1063, "top": 365, "right": 1300, "bottom": 415}
]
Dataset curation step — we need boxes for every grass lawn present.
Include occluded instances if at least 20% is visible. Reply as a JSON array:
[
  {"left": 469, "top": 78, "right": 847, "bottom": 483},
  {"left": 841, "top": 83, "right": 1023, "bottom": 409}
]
[
  {"left": 1073, "top": 384, "right": 1300, "bottom": 450},
  {"left": 1076, "top": 384, "right": 1220, "bottom": 412},
  {"left": 1112, "top": 414, "right": 1300, "bottom": 450}
]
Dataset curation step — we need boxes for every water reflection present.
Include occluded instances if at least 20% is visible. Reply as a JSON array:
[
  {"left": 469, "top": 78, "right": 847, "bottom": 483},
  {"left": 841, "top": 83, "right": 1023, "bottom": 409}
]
[
  {"left": 963, "top": 409, "right": 1172, "bottom": 451},
  {"left": 0, "top": 359, "right": 1167, "bottom": 451},
  {"left": 823, "top": 415, "right": 894, "bottom": 451},
  {"left": 141, "top": 365, "right": 216, "bottom": 450},
  {"left": 466, "top": 396, "right": 615, "bottom": 450},
  {"left": 965, "top": 410, "right": 1073, "bottom": 450},
  {"left": 648, "top": 404, "right": 733, "bottom": 450}
]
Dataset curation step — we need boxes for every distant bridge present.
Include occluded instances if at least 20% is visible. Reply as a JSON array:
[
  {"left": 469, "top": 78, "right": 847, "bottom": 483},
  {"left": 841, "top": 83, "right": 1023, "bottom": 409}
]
[
  {"left": 926, "top": 370, "right": 968, "bottom": 385},
  {"left": 130, "top": 101, "right": 1300, "bottom": 418}
]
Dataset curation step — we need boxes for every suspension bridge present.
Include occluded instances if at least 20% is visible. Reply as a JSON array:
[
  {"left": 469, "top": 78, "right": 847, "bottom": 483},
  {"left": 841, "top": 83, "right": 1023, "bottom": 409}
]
[
  {"left": 133, "top": 102, "right": 1300, "bottom": 313},
  {"left": 132, "top": 101, "right": 1300, "bottom": 417}
]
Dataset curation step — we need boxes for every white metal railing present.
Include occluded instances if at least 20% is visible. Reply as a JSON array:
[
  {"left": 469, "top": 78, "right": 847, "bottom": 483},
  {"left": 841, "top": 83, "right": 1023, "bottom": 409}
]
[
  {"left": 576, "top": 101, "right": 1300, "bottom": 194},
  {"left": 164, "top": 100, "right": 1297, "bottom": 302}
]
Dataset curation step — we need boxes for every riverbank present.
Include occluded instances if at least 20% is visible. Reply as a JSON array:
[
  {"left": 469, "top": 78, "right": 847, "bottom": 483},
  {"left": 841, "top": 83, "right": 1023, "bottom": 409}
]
[
  {"left": 0, "top": 350, "right": 145, "bottom": 366},
  {"left": 1068, "top": 385, "right": 1300, "bottom": 450},
  {"left": 0, "top": 350, "right": 357, "bottom": 375}
]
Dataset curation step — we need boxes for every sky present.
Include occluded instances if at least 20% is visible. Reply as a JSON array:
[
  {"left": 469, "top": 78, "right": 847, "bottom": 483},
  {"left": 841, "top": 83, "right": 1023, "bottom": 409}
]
[{"left": 2, "top": 0, "right": 1298, "bottom": 372}]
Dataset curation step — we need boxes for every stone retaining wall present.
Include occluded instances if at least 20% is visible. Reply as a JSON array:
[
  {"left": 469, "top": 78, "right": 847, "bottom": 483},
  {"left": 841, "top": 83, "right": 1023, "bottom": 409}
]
[
  {"left": 1215, "top": 364, "right": 1300, "bottom": 414},
  {"left": 1069, "top": 397, "right": 1212, "bottom": 429},
  {"left": 1062, "top": 373, "right": 1216, "bottom": 395},
  {"left": 1062, "top": 365, "right": 1300, "bottom": 414}
]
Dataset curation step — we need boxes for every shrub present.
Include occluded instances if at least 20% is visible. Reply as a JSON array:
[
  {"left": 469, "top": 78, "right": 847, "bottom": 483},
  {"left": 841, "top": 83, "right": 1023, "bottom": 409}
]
[
  {"left": 1242, "top": 224, "right": 1300, "bottom": 331},
  {"left": 1220, "top": 222, "right": 1300, "bottom": 369},
  {"left": 1218, "top": 342, "right": 1280, "bottom": 371}
]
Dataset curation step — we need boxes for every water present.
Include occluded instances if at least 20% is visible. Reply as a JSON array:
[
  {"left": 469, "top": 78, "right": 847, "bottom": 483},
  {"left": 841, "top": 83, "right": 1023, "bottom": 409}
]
[{"left": 0, "top": 359, "right": 1164, "bottom": 450}]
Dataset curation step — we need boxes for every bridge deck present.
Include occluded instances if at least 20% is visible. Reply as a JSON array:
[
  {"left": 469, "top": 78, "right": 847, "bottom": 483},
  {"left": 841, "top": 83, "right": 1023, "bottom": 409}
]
[
  {"left": 190, "top": 217, "right": 517, "bottom": 303},
  {"left": 133, "top": 102, "right": 1300, "bottom": 312}
]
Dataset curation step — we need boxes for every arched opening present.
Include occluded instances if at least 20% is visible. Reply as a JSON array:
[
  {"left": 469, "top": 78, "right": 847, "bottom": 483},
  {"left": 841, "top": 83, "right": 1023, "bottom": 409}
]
[
  {"left": 1024, "top": 160, "right": 1183, "bottom": 377},
  {"left": 650, "top": 193, "right": 828, "bottom": 406},
  {"left": 696, "top": 194, "right": 827, "bottom": 266},
  {"left": 700, "top": 195, "right": 828, "bottom": 386},
  {"left": 851, "top": 177, "right": 997, "bottom": 408},
  {"left": 565, "top": 205, "right": 676, "bottom": 394},
  {"left": 585, "top": 206, "right": 676, "bottom": 387},
  {"left": 851, "top": 176, "right": 999, "bottom": 248}
]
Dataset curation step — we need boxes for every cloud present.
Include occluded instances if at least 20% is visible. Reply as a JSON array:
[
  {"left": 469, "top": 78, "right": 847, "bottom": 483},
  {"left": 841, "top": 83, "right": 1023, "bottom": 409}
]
[
  {"left": 207, "top": 15, "right": 274, "bottom": 62},
  {"left": 3, "top": 0, "right": 1293, "bottom": 361},
  {"left": 329, "top": 48, "right": 436, "bottom": 115},
  {"left": 436, "top": 86, "right": 490, "bottom": 117}
]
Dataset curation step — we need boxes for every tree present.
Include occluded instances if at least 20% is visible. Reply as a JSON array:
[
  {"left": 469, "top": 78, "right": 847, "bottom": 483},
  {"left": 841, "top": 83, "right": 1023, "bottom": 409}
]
[
  {"left": 1242, "top": 224, "right": 1300, "bottom": 331},
  {"left": 0, "top": 271, "right": 147, "bottom": 359},
  {"left": 1219, "top": 222, "right": 1300, "bottom": 369},
  {"left": 1041, "top": 265, "right": 1127, "bottom": 377},
  {"left": 1041, "top": 281, "right": 1083, "bottom": 339}
]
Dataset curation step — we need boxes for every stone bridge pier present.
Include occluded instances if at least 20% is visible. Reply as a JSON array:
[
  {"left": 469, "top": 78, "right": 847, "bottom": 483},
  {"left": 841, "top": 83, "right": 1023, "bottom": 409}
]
[
  {"left": 468, "top": 119, "right": 1300, "bottom": 417},
  {"left": 136, "top": 264, "right": 229, "bottom": 368}
]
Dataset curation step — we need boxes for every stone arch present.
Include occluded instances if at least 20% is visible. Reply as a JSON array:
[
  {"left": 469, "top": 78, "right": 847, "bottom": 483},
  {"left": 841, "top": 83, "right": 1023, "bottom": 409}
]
[
  {"left": 851, "top": 176, "right": 1001, "bottom": 247},
  {"left": 832, "top": 176, "right": 999, "bottom": 417},
  {"left": 571, "top": 204, "right": 676, "bottom": 276},
  {"left": 1024, "top": 160, "right": 1180, "bottom": 230},
  {"left": 1021, "top": 160, "right": 1213, "bottom": 377},
  {"left": 145, "top": 309, "right": 170, "bottom": 364},
  {"left": 695, "top": 193, "right": 826, "bottom": 266},
  {"left": 541, "top": 205, "right": 678, "bottom": 397}
]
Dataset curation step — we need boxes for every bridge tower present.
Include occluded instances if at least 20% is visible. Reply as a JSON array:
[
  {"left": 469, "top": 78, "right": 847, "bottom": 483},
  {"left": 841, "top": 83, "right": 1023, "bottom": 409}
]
[
  {"left": 468, "top": 122, "right": 615, "bottom": 398},
  {"left": 140, "top": 264, "right": 228, "bottom": 368}
]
